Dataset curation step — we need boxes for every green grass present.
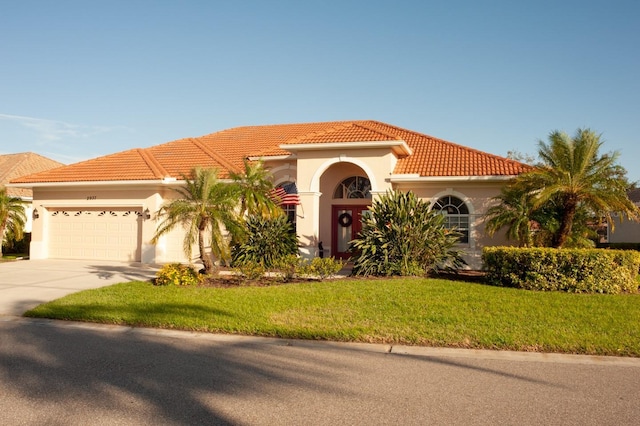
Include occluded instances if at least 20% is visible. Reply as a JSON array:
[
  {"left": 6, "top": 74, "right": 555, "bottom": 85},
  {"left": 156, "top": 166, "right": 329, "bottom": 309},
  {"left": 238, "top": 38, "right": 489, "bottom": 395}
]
[{"left": 25, "top": 277, "right": 640, "bottom": 357}]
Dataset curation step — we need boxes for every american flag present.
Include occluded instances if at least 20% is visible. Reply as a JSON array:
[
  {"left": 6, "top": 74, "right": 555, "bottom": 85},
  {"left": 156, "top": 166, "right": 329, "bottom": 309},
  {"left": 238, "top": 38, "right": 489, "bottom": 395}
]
[{"left": 269, "top": 182, "right": 301, "bottom": 206}]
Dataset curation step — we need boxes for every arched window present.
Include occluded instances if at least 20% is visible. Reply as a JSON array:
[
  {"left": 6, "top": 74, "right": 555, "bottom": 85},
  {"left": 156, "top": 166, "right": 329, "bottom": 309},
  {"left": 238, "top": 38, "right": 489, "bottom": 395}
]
[
  {"left": 333, "top": 176, "right": 371, "bottom": 199},
  {"left": 432, "top": 195, "right": 469, "bottom": 243}
]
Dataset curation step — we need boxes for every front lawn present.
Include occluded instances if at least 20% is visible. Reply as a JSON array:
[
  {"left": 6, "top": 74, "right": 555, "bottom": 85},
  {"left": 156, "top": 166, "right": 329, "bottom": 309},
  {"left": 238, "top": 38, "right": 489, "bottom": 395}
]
[{"left": 25, "top": 277, "right": 640, "bottom": 357}]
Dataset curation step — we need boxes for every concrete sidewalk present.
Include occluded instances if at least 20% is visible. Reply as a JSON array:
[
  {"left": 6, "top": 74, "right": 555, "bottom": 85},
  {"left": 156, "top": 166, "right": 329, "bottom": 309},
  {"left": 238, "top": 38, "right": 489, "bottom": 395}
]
[{"left": 0, "top": 259, "right": 158, "bottom": 316}]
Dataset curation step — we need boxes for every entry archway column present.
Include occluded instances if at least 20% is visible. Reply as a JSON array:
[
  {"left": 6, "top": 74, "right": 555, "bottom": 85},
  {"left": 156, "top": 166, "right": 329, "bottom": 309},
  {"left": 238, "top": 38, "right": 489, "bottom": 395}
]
[{"left": 296, "top": 191, "right": 322, "bottom": 259}]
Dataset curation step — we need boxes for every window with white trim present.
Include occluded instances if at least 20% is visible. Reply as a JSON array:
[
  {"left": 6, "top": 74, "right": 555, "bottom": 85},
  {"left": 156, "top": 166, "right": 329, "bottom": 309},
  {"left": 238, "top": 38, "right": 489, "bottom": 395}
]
[{"left": 432, "top": 195, "right": 469, "bottom": 243}]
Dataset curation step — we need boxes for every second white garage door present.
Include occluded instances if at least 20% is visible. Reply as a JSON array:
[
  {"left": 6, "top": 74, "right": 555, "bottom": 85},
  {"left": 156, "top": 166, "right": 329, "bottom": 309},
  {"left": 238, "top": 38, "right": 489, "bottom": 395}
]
[{"left": 47, "top": 208, "right": 142, "bottom": 262}]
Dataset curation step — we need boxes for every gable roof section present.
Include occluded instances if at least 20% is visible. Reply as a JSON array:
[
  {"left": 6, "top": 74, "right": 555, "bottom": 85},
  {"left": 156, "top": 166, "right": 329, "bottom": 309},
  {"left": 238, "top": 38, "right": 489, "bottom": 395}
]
[
  {"left": 11, "top": 120, "right": 529, "bottom": 184},
  {"left": 0, "top": 152, "right": 64, "bottom": 196}
]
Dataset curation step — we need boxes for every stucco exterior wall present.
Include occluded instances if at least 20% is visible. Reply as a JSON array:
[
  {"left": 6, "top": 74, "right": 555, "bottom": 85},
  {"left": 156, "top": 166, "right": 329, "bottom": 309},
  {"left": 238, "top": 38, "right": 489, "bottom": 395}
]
[
  {"left": 292, "top": 148, "right": 395, "bottom": 257},
  {"left": 393, "top": 180, "right": 514, "bottom": 268},
  {"left": 29, "top": 185, "right": 164, "bottom": 263},
  {"left": 608, "top": 214, "right": 640, "bottom": 243}
]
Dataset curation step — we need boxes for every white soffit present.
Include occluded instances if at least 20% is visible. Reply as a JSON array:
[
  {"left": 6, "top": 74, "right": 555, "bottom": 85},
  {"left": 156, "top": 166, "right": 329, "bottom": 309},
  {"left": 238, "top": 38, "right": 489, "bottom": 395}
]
[{"left": 281, "top": 140, "right": 412, "bottom": 157}]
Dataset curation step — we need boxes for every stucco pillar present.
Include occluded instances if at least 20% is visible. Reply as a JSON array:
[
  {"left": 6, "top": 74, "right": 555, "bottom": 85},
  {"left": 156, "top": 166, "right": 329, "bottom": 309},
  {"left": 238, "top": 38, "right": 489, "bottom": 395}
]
[{"left": 296, "top": 191, "right": 321, "bottom": 259}]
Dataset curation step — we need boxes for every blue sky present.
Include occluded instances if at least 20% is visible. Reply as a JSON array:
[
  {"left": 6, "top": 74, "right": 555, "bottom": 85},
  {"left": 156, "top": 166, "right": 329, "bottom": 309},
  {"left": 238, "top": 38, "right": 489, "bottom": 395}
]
[{"left": 2, "top": 0, "right": 639, "bottom": 181}]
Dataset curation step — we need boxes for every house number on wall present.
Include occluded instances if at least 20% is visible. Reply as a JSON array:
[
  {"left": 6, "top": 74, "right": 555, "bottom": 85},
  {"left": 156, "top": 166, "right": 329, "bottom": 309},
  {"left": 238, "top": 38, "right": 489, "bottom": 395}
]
[{"left": 86, "top": 196, "right": 97, "bottom": 200}]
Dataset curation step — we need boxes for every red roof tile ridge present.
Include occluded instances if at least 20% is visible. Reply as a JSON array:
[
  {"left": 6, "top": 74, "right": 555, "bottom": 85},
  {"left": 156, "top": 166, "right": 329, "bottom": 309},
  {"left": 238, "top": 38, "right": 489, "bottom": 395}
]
[
  {"left": 351, "top": 121, "right": 403, "bottom": 141},
  {"left": 215, "top": 120, "right": 357, "bottom": 133},
  {"left": 375, "top": 121, "right": 529, "bottom": 169},
  {"left": 285, "top": 121, "right": 360, "bottom": 144},
  {"left": 188, "top": 137, "right": 240, "bottom": 174},
  {"left": 137, "top": 148, "right": 168, "bottom": 178}
]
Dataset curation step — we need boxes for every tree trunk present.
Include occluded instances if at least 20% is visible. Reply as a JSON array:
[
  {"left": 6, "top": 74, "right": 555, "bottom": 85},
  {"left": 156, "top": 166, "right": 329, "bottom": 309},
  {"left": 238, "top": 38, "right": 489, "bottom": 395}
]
[
  {"left": 0, "top": 221, "right": 6, "bottom": 258},
  {"left": 198, "top": 220, "right": 215, "bottom": 274},
  {"left": 553, "top": 199, "right": 577, "bottom": 248}
]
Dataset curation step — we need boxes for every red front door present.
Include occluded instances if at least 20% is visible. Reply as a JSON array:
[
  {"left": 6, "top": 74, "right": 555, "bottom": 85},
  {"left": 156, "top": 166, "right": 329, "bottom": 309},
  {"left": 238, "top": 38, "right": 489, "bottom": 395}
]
[{"left": 332, "top": 205, "right": 370, "bottom": 259}]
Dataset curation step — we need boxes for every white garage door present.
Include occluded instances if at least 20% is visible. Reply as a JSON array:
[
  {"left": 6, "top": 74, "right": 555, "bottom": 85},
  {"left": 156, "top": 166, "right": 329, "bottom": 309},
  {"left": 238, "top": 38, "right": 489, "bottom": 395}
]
[{"left": 48, "top": 208, "right": 142, "bottom": 262}]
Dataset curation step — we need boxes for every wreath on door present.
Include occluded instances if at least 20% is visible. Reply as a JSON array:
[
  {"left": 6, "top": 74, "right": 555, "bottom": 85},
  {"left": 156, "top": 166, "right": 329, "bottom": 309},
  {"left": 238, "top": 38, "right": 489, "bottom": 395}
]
[{"left": 338, "top": 212, "right": 353, "bottom": 227}]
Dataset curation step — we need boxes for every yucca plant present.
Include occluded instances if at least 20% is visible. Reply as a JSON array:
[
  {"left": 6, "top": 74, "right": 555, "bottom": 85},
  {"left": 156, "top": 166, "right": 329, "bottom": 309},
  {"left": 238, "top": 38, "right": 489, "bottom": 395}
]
[{"left": 350, "top": 190, "right": 465, "bottom": 276}]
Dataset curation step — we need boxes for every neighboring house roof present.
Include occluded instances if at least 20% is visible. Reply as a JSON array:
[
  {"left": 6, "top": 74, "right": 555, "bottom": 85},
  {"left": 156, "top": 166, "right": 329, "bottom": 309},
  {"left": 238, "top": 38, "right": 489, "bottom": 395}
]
[
  {"left": 627, "top": 188, "right": 640, "bottom": 204},
  {"left": 0, "top": 152, "right": 64, "bottom": 197},
  {"left": 10, "top": 120, "right": 529, "bottom": 184}
]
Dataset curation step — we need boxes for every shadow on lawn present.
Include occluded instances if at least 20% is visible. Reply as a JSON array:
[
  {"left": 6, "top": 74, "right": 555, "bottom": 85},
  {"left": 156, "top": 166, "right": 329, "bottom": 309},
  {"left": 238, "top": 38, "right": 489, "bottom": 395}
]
[{"left": 430, "top": 270, "right": 488, "bottom": 284}]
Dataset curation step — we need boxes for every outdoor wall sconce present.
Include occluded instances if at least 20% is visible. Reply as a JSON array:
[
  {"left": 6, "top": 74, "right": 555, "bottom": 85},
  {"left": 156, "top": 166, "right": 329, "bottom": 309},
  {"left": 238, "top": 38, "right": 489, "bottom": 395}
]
[
  {"left": 32, "top": 208, "right": 39, "bottom": 220},
  {"left": 143, "top": 208, "right": 151, "bottom": 220}
]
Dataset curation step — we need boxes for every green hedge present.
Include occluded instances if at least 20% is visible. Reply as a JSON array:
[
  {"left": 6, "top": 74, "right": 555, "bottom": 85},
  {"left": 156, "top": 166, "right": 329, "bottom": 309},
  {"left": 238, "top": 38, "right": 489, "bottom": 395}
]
[{"left": 482, "top": 247, "right": 640, "bottom": 294}]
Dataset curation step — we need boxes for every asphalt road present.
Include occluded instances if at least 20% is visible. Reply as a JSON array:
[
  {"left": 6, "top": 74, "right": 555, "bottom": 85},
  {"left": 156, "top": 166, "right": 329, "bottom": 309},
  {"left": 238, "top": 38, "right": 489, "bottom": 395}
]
[{"left": 1, "top": 317, "right": 639, "bottom": 425}]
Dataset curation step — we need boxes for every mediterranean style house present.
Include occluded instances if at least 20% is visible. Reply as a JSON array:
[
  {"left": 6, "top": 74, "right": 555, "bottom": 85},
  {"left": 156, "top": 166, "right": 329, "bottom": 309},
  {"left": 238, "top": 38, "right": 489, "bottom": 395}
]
[{"left": 9, "top": 120, "right": 528, "bottom": 269}]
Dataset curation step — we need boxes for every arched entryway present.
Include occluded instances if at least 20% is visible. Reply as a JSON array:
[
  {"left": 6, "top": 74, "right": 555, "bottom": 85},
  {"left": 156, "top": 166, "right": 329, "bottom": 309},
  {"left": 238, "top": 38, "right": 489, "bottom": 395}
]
[{"left": 330, "top": 176, "right": 372, "bottom": 259}]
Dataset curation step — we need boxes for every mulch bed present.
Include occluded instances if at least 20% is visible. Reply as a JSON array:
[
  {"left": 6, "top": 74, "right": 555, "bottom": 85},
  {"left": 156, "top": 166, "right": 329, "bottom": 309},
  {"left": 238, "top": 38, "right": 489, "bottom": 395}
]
[{"left": 194, "top": 269, "right": 487, "bottom": 288}]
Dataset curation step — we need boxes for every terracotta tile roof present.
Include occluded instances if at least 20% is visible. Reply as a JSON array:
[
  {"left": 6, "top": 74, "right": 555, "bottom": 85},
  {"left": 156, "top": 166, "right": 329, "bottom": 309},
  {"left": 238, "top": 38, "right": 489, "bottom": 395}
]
[
  {"left": 11, "top": 120, "right": 529, "bottom": 184},
  {"left": 0, "top": 152, "right": 64, "bottom": 197}
]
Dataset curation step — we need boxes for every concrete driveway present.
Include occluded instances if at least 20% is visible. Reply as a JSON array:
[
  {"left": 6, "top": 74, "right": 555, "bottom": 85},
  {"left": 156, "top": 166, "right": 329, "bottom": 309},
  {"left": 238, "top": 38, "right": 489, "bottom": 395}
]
[{"left": 0, "top": 259, "right": 158, "bottom": 316}]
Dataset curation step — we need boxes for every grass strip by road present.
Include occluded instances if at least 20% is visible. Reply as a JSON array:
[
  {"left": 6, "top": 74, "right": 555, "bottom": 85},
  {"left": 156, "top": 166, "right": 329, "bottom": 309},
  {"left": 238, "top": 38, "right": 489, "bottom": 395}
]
[{"left": 25, "top": 277, "right": 640, "bottom": 357}]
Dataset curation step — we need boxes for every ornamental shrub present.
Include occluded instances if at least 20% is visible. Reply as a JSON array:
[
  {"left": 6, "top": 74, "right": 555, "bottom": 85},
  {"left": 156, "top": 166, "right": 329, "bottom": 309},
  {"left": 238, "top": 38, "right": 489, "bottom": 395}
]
[
  {"left": 482, "top": 247, "right": 640, "bottom": 294},
  {"left": 233, "top": 260, "right": 266, "bottom": 282},
  {"left": 232, "top": 214, "right": 298, "bottom": 268},
  {"left": 155, "top": 263, "right": 200, "bottom": 286},
  {"left": 272, "top": 254, "right": 302, "bottom": 282},
  {"left": 300, "top": 257, "right": 344, "bottom": 281},
  {"left": 350, "top": 190, "right": 466, "bottom": 276}
]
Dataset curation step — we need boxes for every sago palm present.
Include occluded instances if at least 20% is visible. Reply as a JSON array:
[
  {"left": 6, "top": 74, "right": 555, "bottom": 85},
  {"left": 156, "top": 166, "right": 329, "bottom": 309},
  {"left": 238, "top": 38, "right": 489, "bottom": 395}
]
[
  {"left": 0, "top": 187, "right": 27, "bottom": 258},
  {"left": 152, "top": 168, "right": 243, "bottom": 274}
]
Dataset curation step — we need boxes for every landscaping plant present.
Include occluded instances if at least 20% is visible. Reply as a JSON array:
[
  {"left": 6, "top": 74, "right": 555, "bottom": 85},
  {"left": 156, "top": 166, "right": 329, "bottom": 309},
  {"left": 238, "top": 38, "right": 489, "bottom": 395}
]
[
  {"left": 232, "top": 214, "right": 299, "bottom": 268},
  {"left": 154, "top": 263, "right": 201, "bottom": 286},
  {"left": 152, "top": 168, "right": 244, "bottom": 274},
  {"left": 300, "top": 257, "right": 344, "bottom": 281},
  {"left": 0, "top": 186, "right": 27, "bottom": 258},
  {"left": 350, "top": 190, "right": 465, "bottom": 276},
  {"left": 485, "top": 129, "right": 639, "bottom": 248}
]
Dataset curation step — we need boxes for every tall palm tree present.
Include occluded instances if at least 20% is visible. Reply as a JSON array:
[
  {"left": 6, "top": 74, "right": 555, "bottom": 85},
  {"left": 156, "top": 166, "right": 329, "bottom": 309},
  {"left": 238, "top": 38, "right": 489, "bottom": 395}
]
[
  {"left": 520, "top": 128, "right": 639, "bottom": 248},
  {"left": 152, "top": 168, "right": 243, "bottom": 274},
  {"left": 229, "top": 159, "right": 280, "bottom": 218},
  {"left": 0, "top": 187, "right": 27, "bottom": 258}
]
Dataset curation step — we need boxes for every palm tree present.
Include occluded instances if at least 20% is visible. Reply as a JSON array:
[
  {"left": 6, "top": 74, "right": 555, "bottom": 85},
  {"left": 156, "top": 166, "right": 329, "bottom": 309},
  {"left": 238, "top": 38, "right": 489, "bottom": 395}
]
[
  {"left": 519, "top": 128, "right": 639, "bottom": 248},
  {"left": 229, "top": 159, "right": 280, "bottom": 218},
  {"left": 152, "top": 168, "right": 243, "bottom": 274},
  {"left": 484, "top": 184, "right": 538, "bottom": 247},
  {"left": 0, "top": 187, "right": 27, "bottom": 258}
]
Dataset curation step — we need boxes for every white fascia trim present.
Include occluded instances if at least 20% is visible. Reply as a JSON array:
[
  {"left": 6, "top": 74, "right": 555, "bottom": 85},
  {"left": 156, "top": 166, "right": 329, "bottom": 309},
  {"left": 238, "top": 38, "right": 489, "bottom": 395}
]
[
  {"left": 390, "top": 174, "right": 518, "bottom": 183},
  {"left": 281, "top": 140, "right": 412, "bottom": 156},
  {"left": 38, "top": 202, "right": 146, "bottom": 209},
  {"left": 7, "top": 179, "right": 170, "bottom": 189},
  {"left": 247, "top": 154, "right": 296, "bottom": 162},
  {"left": 7, "top": 177, "right": 236, "bottom": 189}
]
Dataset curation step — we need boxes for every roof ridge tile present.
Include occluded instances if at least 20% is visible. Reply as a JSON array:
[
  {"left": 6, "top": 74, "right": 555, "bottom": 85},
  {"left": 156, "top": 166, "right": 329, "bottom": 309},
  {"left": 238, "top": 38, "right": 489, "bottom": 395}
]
[
  {"left": 189, "top": 137, "right": 241, "bottom": 173},
  {"left": 350, "top": 121, "right": 402, "bottom": 141},
  {"left": 137, "top": 148, "right": 168, "bottom": 178}
]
